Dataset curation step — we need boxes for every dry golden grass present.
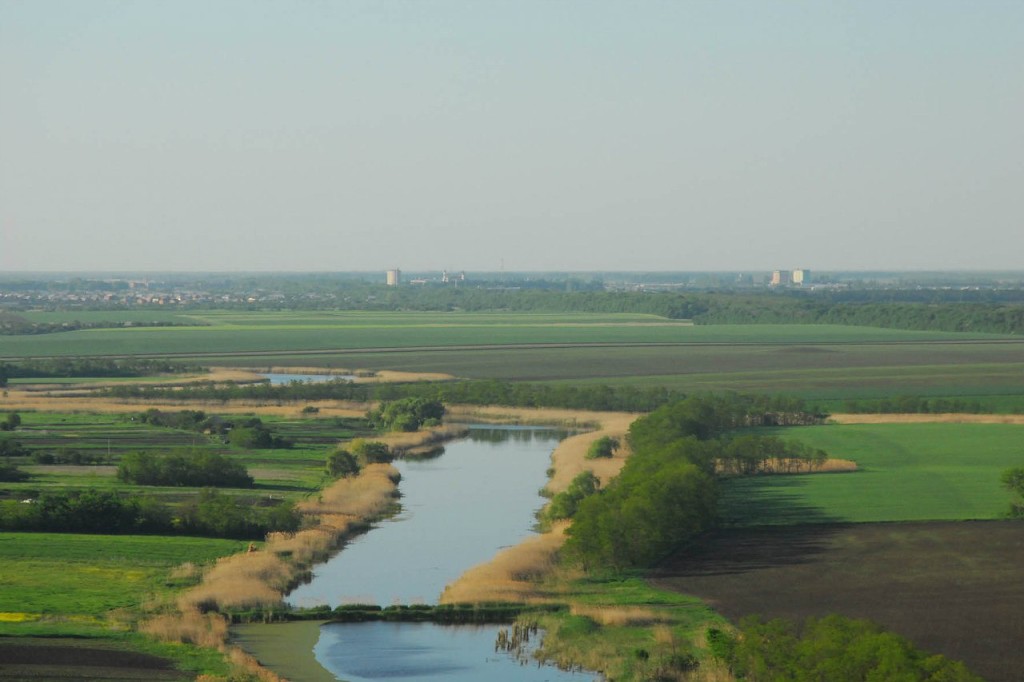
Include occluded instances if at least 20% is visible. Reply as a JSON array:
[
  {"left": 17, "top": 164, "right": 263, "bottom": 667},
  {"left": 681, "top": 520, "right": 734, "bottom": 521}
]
[
  {"left": 140, "top": 609, "right": 229, "bottom": 648},
  {"left": 0, "top": 388, "right": 369, "bottom": 418},
  {"left": 440, "top": 522, "right": 570, "bottom": 604},
  {"left": 295, "top": 463, "right": 399, "bottom": 517},
  {"left": 572, "top": 605, "right": 668, "bottom": 627},
  {"left": 179, "top": 552, "right": 291, "bottom": 612},
  {"left": 224, "top": 645, "right": 288, "bottom": 682},
  {"left": 716, "top": 458, "right": 858, "bottom": 475},
  {"left": 372, "top": 424, "right": 470, "bottom": 455},
  {"left": 545, "top": 412, "right": 637, "bottom": 494},
  {"left": 169, "top": 562, "right": 201, "bottom": 583},
  {"left": 831, "top": 413, "right": 1024, "bottom": 425}
]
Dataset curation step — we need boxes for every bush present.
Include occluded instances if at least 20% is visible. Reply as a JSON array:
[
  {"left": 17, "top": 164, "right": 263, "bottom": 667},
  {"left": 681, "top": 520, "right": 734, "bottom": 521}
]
[
  {"left": 728, "top": 615, "right": 983, "bottom": 681},
  {"left": 0, "top": 463, "right": 29, "bottom": 482},
  {"left": 368, "top": 398, "right": 445, "bottom": 432},
  {"left": 585, "top": 436, "right": 619, "bottom": 459},
  {"left": 326, "top": 449, "right": 360, "bottom": 478}
]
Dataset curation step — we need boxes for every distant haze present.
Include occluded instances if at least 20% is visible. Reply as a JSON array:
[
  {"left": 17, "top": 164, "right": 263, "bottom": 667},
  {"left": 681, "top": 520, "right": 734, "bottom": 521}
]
[{"left": 2, "top": 1, "right": 1022, "bottom": 272}]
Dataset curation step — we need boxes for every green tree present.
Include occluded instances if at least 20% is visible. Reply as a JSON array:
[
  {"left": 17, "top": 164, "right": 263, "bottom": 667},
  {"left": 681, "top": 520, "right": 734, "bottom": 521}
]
[
  {"left": 326, "top": 449, "right": 360, "bottom": 478},
  {"left": 1001, "top": 467, "right": 1024, "bottom": 517}
]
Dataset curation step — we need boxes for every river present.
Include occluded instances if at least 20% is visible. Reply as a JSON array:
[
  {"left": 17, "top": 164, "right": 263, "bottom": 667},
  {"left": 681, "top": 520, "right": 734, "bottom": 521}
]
[{"left": 239, "top": 426, "right": 598, "bottom": 681}]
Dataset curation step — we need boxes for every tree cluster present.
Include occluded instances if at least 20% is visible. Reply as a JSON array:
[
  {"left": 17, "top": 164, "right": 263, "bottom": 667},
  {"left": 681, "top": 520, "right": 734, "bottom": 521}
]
[
  {"left": 0, "top": 488, "right": 298, "bottom": 539},
  {"left": 714, "top": 615, "right": 982, "bottom": 681},
  {"left": 842, "top": 396, "right": 1003, "bottom": 415},
  {"left": 0, "top": 359, "right": 201, "bottom": 380},
  {"left": 137, "top": 410, "right": 290, "bottom": 449},
  {"left": 563, "top": 395, "right": 827, "bottom": 570},
  {"left": 117, "top": 449, "right": 253, "bottom": 488},
  {"left": 1002, "top": 467, "right": 1024, "bottom": 518},
  {"left": 367, "top": 398, "right": 445, "bottom": 432},
  {"left": 585, "top": 436, "right": 619, "bottom": 459}
]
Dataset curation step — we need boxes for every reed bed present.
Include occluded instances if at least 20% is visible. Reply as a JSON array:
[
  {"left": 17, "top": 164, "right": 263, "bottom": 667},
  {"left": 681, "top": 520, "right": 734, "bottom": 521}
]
[
  {"left": 140, "top": 609, "right": 229, "bottom": 648},
  {"left": 440, "top": 522, "right": 570, "bottom": 604},
  {"left": 715, "top": 458, "right": 858, "bottom": 476},
  {"left": 295, "top": 463, "right": 399, "bottom": 517},
  {"left": 372, "top": 424, "right": 470, "bottom": 455}
]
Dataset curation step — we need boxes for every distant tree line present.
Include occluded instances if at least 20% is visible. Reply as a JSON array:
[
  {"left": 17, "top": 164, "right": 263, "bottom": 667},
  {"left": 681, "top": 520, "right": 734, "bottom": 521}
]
[
  {"left": 0, "top": 312, "right": 202, "bottom": 336},
  {"left": 105, "top": 378, "right": 799, "bottom": 415},
  {"left": 841, "top": 395, "right": 1010, "bottom": 414},
  {"left": 0, "top": 359, "right": 203, "bottom": 384},
  {"left": 117, "top": 449, "right": 253, "bottom": 488},
  {"left": 561, "top": 395, "right": 828, "bottom": 570}
]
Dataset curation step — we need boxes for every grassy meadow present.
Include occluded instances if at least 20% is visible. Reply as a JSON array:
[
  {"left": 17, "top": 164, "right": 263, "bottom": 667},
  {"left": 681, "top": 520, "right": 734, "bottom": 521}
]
[
  {"left": 720, "top": 423, "right": 1024, "bottom": 526},
  {"left": 0, "top": 533, "right": 247, "bottom": 621}
]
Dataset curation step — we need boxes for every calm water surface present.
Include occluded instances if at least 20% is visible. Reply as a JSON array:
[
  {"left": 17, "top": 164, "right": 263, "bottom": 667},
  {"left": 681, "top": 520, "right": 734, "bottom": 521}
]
[
  {"left": 262, "top": 373, "right": 356, "bottom": 384},
  {"left": 316, "top": 622, "right": 594, "bottom": 682},
  {"left": 281, "top": 426, "right": 599, "bottom": 681},
  {"left": 287, "top": 427, "right": 566, "bottom": 607}
]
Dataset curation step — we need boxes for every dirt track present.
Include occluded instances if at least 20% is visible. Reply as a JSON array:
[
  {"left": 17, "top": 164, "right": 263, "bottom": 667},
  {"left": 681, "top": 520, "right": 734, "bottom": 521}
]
[{"left": 653, "top": 521, "right": 1024, "bottom": 682}]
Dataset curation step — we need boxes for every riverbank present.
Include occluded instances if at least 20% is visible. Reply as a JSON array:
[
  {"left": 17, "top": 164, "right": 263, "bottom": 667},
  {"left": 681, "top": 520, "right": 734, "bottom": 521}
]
[{"left": 440, "top": 408, "right": 637, "bottom": 605}]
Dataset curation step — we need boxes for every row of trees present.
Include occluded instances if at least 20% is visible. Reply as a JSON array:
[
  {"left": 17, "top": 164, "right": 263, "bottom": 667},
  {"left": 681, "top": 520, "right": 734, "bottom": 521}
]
[
  {"left": 117, "top": 449, "right": 253, "bottom": 488},
  {"left": 842, "top": 396, "right": 1005, "bottom": 415},
  {"left": 0, "top": 488, "right": 298, "bottom": 539},
  {"left": 561, "top": 395, "right": 828, "bottom": 570},
  {"left": 0, "top": 359, "right": 201, "bottom": 384},
  {"left": 105, "top": 379, "right": 822, "bottom": 417}
]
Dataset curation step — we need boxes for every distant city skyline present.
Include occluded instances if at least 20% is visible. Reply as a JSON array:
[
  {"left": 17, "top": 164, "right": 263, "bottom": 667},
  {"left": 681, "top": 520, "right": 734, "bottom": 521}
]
[{"left": 2, "top": 1, "right": 1022, "bottom": 272}]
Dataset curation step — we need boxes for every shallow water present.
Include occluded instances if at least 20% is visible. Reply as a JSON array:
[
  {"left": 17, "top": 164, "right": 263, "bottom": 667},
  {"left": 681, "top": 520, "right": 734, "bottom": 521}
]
[{"left": 262, "top": 372, "right": 356, "bottom": 384}]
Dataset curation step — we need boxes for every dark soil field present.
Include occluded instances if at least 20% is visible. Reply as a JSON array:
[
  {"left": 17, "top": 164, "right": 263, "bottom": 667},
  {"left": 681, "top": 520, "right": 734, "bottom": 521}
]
[
  {"left": 0, "top": 638, "right": 185, "bottom": 680},
  {"left": 653, "top": 521, "right": 1024, "bottom": 682}
]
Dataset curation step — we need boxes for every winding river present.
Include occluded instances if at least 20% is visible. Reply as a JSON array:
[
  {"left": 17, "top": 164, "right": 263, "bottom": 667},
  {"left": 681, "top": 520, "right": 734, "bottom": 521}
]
[{"left": 256, "top": 426, "right": 597, "bottom": 681}]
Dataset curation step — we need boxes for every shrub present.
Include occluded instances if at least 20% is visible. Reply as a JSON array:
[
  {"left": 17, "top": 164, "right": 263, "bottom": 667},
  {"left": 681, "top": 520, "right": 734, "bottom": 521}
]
[
  {"left": 585, "top": 436, "right": 619, "bottom": 459},
  {"left": 326, "top": 449, "right": 360, "bottom": 478}
]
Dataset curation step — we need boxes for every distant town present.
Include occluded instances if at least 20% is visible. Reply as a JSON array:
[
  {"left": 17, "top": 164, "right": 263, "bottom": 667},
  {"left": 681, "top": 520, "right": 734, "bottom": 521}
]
[{"left": 0, "top": 269, "right": 1022, "bottom": 311}]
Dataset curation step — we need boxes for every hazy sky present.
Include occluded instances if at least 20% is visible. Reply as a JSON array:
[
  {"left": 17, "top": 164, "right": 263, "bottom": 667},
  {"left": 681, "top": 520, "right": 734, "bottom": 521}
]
[{"left": 2, "top": 1, "right": 1021, "bottom": 272}]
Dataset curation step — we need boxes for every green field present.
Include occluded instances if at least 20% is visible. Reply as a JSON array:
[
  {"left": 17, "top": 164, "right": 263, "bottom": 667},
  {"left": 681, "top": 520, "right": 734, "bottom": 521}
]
[
  {"left": 0, "top": 411, "right": 367, "bottom": 499},
  {"left": 0, "top": 311, "right": 1010, "bottom": 360},
  {"left": 4, "top": 310, "right": 1023, "bottom": 409},
  {"left": 0, "top": 533, "right": 246, "bottom": 618},
  {"left": 720, "top": 423, "right": 1024, "bottom": 525}
]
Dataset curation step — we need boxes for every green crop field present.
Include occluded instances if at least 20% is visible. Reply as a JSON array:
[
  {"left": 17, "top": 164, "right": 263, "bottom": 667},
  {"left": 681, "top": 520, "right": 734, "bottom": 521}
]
[
  {"left": 0, "top": 310, "right": 1010, "bottom": 361},
  {"left": 0, "top": 411, "right": 366, "bottom": 498},
  {"left": 720, "top": 423, "right": 1024, "bottom": 526},
  {"left": 0, "top": 533, "right": 246, "bottom": 618},
  {"left": 4, "top": 310, "right": 1022, "bottom": 407}
]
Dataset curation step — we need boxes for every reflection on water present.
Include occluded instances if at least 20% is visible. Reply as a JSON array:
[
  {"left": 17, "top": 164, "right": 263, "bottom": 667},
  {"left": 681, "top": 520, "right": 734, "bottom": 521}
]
[
  {"left": 286, "top": 427, "right": 566, "bottom": 607},
  {"left": 316, "top": 622, "right": 597, "bottom": 682},
  {"left": 278, "top": 426, "right": 600, "bottom": 681}
]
